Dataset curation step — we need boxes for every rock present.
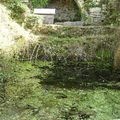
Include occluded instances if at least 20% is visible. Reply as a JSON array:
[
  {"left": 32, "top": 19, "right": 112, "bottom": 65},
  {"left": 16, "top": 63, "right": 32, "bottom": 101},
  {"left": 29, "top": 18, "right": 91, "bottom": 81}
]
[{"left": 114, "top": 44, "right": 120, "bottom": 70}]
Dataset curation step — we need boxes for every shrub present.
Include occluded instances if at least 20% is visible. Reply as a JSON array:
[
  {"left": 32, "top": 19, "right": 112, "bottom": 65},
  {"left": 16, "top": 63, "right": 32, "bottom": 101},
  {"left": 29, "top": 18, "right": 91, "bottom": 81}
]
[{"left": 3, "top": 0, "right": 29, "bottom": 24}]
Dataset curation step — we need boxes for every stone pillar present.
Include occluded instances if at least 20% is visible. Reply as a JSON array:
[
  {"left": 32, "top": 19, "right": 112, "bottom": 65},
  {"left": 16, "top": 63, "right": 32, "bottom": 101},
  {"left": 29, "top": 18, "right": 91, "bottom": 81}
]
[{"left": 89, "top": 7, "right": 102, "bottom": 25}]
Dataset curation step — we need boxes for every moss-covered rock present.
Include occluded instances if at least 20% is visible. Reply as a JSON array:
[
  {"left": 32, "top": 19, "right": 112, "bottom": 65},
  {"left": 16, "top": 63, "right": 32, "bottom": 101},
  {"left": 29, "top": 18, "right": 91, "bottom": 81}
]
[
  {"left": 114, "top": 44, "right": 120, "bottom": 70},
  {"left": 31, "top": 25, "right": 118, "bottom": 38}
]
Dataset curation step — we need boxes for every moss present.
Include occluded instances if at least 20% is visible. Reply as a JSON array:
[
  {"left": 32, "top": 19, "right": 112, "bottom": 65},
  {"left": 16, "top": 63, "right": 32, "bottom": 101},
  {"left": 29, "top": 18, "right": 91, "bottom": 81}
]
[
  {"left": 0, "top": 61, "right": 120, "bottom": 120},
  {"left": 114, "top": 44, "right": 120, "bottom": 70},
  {"left": 32, "top": 25, "right": 118, "bottom": 38}
]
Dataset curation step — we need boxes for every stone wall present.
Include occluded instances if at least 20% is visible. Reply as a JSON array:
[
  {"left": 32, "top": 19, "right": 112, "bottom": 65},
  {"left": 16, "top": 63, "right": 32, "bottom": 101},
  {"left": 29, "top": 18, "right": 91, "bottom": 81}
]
[
  {"left": 47, "top": 0, "right": 81, "bottom": 22},
  {"left": 55, "top": 21, "right": 83, "bottom": 26},
  {"left": 74, "top": 0, "right": 105, "bottom": 25},
  {"left": 114, "top": 45, "right": 120, "bottom": 70},
  {"left": 42, "top": 15, "right": 55, "bottom": 24}
]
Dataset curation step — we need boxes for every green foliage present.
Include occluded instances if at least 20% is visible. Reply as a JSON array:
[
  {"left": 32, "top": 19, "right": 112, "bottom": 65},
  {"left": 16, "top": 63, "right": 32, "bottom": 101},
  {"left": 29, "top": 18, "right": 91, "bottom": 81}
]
[
  {"left": 5, "top": 0, "right": 28, "bottom": 23},
  {"left": 10, "top": 1, "right": 26, "bottom": 21},
  {"left": 84, "top": 0, "right": 100, "bottom": 9},
  {"left": 104, "top": 7, "right": 120, "bottom": 25},
  {"left": 0, "top": 61, "right": 120, "bottom": 120},
  {"left": 0, "top": 56, "right": 17, "bottom": 103},
  {"left": 30, "top": 0, "right": 49, "bottom": 7},
  {"left": 101, "top": 1, "right": 120, "bottom": 25}
]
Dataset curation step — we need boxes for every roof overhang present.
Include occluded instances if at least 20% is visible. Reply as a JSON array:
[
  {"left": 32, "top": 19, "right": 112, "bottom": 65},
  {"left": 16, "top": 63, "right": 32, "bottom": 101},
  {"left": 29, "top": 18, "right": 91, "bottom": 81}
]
[{"left": 34, "top": 8, "right": 56, "bottom": 15}]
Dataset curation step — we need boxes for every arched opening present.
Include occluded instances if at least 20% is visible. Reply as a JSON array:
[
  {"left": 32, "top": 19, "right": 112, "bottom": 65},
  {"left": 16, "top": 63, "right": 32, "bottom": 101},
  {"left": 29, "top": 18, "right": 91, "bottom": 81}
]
[{"left": 47, "top": 0, "right": 81, "bottom": 22}]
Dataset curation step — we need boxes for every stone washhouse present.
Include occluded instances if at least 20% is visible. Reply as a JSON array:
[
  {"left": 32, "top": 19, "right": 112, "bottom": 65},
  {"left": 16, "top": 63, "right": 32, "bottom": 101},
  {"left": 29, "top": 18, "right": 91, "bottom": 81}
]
[
  {"left": 47, "top": 0, "right": 81, "bottom": 22},
  {"left": 22, "top": 0, "right": 105, "bottom": 25},
  {"left": 34, "top": 0, "right": 82, "bottom": 25}
]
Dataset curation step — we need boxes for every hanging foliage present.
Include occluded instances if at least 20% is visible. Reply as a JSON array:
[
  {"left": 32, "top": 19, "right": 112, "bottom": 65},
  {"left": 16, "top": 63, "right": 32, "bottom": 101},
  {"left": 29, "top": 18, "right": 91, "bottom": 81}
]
[{"left": 30, "top": 0, "right": 49, "bottom": 7}]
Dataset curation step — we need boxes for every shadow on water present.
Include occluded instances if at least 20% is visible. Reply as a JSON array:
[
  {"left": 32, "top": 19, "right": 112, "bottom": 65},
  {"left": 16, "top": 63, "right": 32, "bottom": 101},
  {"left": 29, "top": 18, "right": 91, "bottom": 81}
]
[{"left": 34, "top": 59, "right": 120, "bottom": 90}]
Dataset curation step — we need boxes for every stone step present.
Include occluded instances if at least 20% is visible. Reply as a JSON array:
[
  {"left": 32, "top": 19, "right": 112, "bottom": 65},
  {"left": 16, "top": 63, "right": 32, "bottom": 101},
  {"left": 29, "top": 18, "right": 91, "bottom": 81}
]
[
  {"left": 55, "top": 21, "right": 83, "bottom": 26},
  {"left": 33, "top": 25, "right": 119, "bottom": 38}
]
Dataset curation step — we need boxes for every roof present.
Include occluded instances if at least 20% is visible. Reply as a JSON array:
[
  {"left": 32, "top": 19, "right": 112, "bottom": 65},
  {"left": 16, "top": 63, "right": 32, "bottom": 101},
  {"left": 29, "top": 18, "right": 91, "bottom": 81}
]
[{"left": 34, "top": 8, "right": 56, "bottom": 15}]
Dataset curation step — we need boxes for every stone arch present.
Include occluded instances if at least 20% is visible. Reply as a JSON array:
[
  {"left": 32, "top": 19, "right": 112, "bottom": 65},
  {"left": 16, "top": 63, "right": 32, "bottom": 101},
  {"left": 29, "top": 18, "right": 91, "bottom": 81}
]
[
  {"left": 47, "top": 0, "right": 82, "bottom": 22},
  {"left": 73, "top": 0, "right": 88, "bottom": 21}
]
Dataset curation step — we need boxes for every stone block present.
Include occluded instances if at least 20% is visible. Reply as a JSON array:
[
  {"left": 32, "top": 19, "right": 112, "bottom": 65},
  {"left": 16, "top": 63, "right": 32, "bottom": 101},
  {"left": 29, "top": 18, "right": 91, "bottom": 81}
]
[
  {"left": 34, "top": 9, "right": 56, "bottom": 24},
  {"left": 41, "top": 15, "right": 55, "bottom": 24}
]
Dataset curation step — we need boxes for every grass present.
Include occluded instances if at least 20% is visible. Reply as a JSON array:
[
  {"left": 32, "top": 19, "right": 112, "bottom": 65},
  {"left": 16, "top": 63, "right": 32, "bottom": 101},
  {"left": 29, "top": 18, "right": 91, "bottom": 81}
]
[{"left": 0, "top": 61, "right": 120, "bottom": 120}]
